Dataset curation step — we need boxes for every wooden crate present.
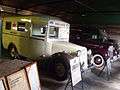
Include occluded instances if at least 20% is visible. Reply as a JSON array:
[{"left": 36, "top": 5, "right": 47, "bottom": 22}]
[{"left": 0, "top": 59, "right": 41, "bottom": 90}]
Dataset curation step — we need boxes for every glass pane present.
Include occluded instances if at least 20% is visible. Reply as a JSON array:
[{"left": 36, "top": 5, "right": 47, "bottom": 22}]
[
  {"left": 49, "top": 26, "right": 59, "bottom": 38},
  {"left": 32, "top": 24, "right": 46, "bottom": 37},
  {"left": 17, "top": 22, "right": 26, "bottom": 32}
]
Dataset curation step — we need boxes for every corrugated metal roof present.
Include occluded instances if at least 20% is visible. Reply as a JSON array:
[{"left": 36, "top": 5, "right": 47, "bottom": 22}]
[{"left": 0, "top": 0, "right": 120, "bottom": 25}]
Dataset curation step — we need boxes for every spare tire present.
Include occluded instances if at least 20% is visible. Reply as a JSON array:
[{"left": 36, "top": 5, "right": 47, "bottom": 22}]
[{"left": 50, "top": 52, "right": 71, "bottom": 81}]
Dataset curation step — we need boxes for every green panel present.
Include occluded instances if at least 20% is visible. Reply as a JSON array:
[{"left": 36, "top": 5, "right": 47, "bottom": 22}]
[{"left": 76, "top": 14, "right": 120, "bottom": 25}]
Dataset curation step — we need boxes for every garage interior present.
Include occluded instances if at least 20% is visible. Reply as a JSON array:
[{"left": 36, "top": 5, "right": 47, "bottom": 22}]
[{"left": 0, "top": 0, "right": 120, "bottom": 90}]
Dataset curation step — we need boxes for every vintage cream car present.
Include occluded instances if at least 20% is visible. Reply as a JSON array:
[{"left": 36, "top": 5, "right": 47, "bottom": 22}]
[{"left": 2, "top": 16, "right": 89, "bottom": 81}]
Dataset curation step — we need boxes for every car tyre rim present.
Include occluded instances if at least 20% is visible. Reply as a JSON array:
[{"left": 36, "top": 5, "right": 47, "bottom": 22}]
[{"left": 91, "top": 54, "right": 105, "bottom": 68}]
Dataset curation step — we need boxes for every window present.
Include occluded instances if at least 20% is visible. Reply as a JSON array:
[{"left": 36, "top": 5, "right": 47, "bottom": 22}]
[
  {"left": 5, "top": 22, "right": 11, "bottom": 30},
  {"left": 17, "top": 22, "right": 26, "bottom": 32},
  {"left": 32, "top": 24, "right": 46, "bottom": 37},
  {"left": 92, "top": 35, "right": 98, "bottom": 39},
  {"left": 49, "top": 26, "right": 59, "bottom": 38}
]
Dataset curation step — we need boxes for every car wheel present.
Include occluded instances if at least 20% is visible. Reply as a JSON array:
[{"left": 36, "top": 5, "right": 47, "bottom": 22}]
[
  {"left": 91, "top": 54, "right": 107, "bottom": 76},
  {"left": 51, "top": 52, "right": 70, "bottom": 81},
  {"left": 9, "top": 45, "right": 19, "bottom": 59},
  {"left": 91, "top": 54, "right": 105, "bottom": 68}
]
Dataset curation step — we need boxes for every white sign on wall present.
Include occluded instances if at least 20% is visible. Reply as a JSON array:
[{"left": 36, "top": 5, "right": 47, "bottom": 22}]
[{"left": 70, "top": 57, "right": 82, "bottom": 86}]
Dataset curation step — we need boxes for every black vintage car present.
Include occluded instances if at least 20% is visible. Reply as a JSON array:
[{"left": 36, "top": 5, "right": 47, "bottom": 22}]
[{"left": 70, "top": 26, "right": 120, "bottom": 68}]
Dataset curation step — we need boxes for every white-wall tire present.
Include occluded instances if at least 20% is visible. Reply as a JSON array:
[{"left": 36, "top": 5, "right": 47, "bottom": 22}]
[{"left": 91, "top": 54, "right": 105, "bottom": 68}]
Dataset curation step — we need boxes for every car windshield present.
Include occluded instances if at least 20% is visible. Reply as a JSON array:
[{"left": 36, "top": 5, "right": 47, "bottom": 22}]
[
  {"left": 79, "top": 29, "right": 109, "bottom": 41},
  {"left": 32, "top": 24, "right": 47, "bottom": 37},
  {"left": 88, "top": 31, "right": 108, "bottom": 41}
]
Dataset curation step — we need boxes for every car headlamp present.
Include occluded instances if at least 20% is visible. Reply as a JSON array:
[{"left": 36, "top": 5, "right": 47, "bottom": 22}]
[
  {"left": 87, "top": 49, "right": 92, "bottom": 56},
  {"left": 77, "top": 50, "right": 81, "bottom": 57}
]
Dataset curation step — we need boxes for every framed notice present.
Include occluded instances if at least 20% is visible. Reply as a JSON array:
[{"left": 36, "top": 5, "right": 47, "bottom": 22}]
[
  {"left": 70, "top": 57, "right": 82, "bottom": 86},
  {"left": 7, "top": 69, "right": 30, "bottom": 90}
]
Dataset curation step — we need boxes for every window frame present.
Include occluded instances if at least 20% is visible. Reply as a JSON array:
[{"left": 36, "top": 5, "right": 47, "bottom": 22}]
[
  {"left": 49, "top": 26, "right": 59, "bottom": 38},
  {"left": 31, "top": 24, "right": 47, "bottom": 38},
  {"left": 17, "top": 22, "right": 26, "bottom": 32},
  {"left": 5, "top": 21, "right": 12, "bottom": 30}
]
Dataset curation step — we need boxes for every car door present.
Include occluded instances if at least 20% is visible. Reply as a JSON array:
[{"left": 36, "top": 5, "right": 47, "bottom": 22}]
[
  {"left": 2, "top": 19, "right": 13, "bottom": 50},
  {"left": 12, "top": 21, "right": 31, "bottom": 57}
]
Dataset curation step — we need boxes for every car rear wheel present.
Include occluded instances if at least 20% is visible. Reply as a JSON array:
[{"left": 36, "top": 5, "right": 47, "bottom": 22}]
[{"left": 8, "top": 45, "right": 19, "bottom": 59}]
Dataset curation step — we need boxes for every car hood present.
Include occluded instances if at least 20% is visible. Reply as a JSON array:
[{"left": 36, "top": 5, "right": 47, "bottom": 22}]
[
  {"left": 51, "top": 41, "right": 87, "bottom": 54},
  {"left": 51, "top": 41, "right": 88, "bottom": 70}
]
